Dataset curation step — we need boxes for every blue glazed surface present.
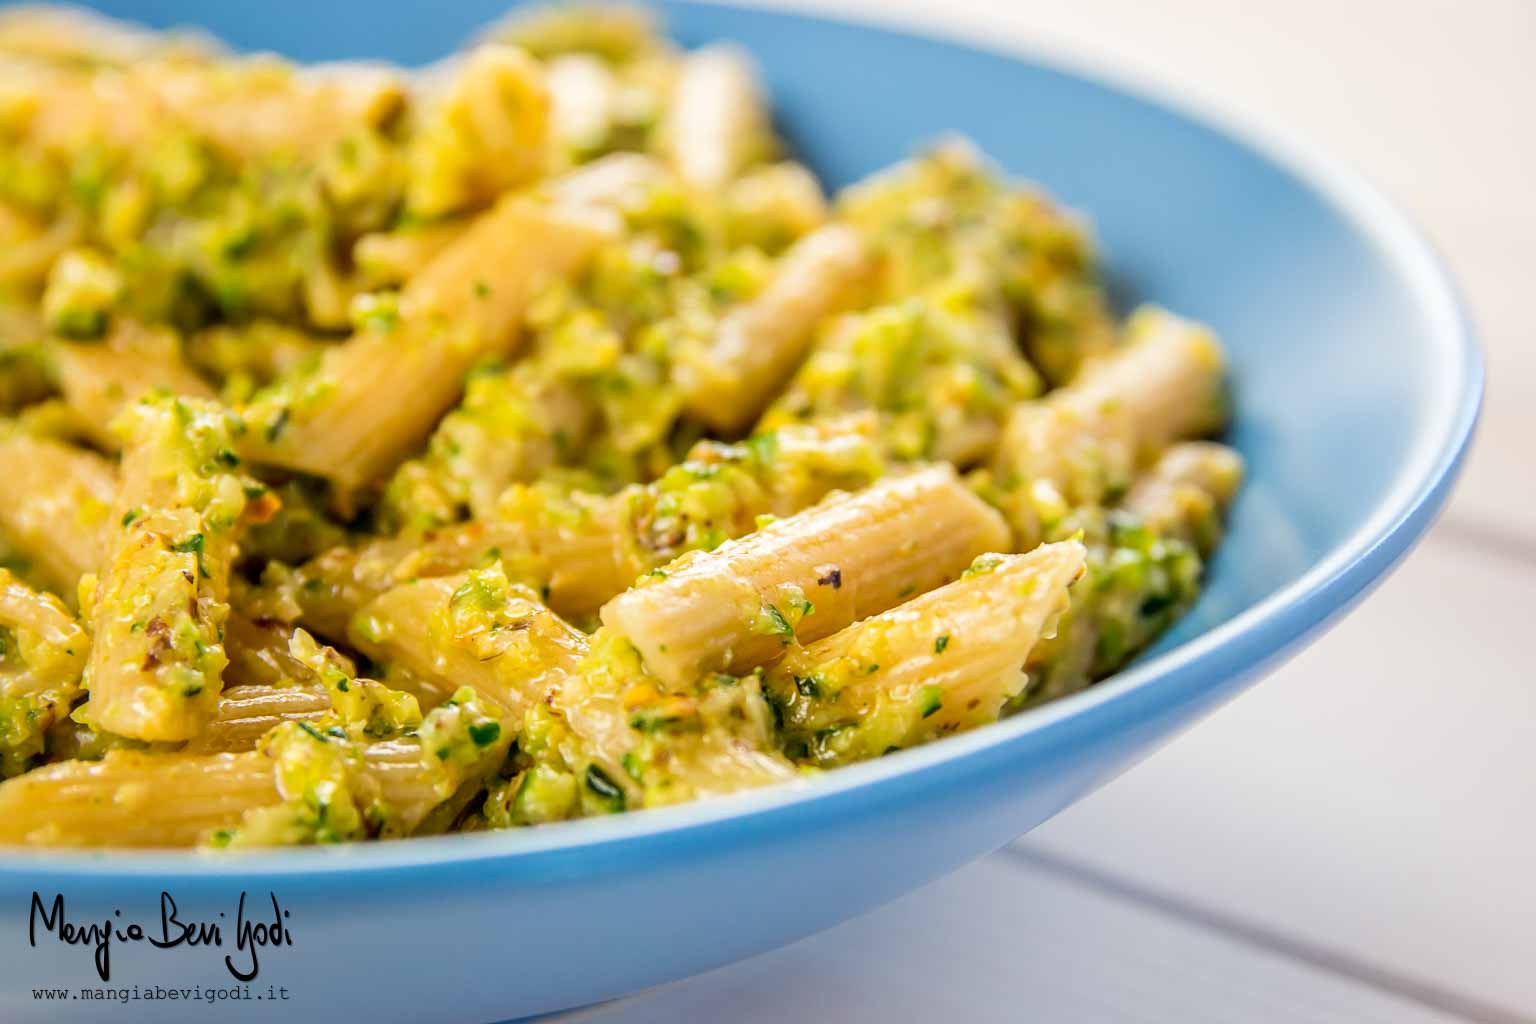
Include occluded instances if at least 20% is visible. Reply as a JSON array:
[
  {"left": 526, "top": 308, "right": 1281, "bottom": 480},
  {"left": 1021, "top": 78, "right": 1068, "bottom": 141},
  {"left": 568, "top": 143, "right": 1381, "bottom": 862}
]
[{"left": 0, "top": 3, "right": 1480, "bottom": 1021}]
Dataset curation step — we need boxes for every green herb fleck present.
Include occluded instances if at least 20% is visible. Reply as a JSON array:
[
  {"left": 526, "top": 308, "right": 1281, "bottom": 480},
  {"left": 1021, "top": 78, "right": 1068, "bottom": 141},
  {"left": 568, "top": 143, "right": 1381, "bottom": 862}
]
[
  {"left": 468, "top": 720, "right": 502, "bottom": 747},
  {"left": 919, "top": 685, "right": 944, "bottom": 718},
  {"left": 585, "top": 764, "right": 626, "bottom": 812}
]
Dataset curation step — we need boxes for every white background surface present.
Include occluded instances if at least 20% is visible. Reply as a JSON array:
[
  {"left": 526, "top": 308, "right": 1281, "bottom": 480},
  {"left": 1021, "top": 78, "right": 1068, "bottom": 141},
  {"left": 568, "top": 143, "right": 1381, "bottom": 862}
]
[{"left": 552, "top": 1, "right": 1535, "bottom": 1021}]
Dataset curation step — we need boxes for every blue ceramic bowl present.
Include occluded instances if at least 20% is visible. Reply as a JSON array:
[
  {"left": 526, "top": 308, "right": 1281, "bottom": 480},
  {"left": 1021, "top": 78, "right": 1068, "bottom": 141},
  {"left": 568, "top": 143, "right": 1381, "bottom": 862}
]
[{"left": 0, "top": 3, "right": 1480, "bottom": 1021}]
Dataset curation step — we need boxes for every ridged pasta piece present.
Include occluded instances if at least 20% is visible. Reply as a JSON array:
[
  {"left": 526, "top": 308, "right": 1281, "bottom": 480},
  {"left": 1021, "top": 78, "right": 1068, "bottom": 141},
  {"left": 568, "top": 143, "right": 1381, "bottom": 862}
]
[
  {"left": 989, "top": 305, "right": 1229, "bottom": 546},
  {"left": 662, "top": 44, "right": 772, "bottom": 190},
  {"left": 0, "top": 742, "right": 438, "bottom": 848},
  {"left": 1122, "top": 441, "right": 1244, "bottom": 556},
  {"left": 0, "top": 432, "right": 115, "bottom": 593},
  {"left": 544, "top": 638, "right": 800, "bottom": 815},
  {"left": 543, "top": 151, "right": 669, "bottom": 208},
  {"left": 600, "top": 464, "right": 1010, "bottom": 688},
  {"left": 677, "top": 223, "right": 872, "bottom": 432},
  {"left": 221, "top": 683, "right": 510, "bottom": 847},
  {"left": 766, "top": 540, "right": 1086, "bottom": 766},
  {"left": 478, "top": 629, "right": 796, "bottom": 824},
  {"left": 1065, "top": 306, "right": 1229, "bottom": 455},
  {"left": 352, "top": 220, "right": 469, "bottom": 290},
  {"left": 1023, "top": 443, "right": 1244, "bottom": 706},
  {"left": 0, "top": 750, "right": 281, "bottom": 848},
  {"left": 2, "top": 40, "right": 402, "bottom": 163},
  {"left": 758, "top": 296, "right": 1043, "bottom": 466},
  {"left": 0, "top": 305, "right": 51, "bottom": 412},
  {"left": 0, "top": 205, "right": 80, "bottom": 295},
  {"left": 51, "top": 320, "right": 216, "bottom": 450},
  {"left": 405, "top": 44, "right": 550, "bottom": 218},
  {"left": 84, "top": 395, "right": 252, "bottom": 741},
  {"left": 293, "top": 416, "right": 886, "bottom": 636},
  {"left": 348, "top": 566, "right": 591, "bottom": 716},
  {"left": 241, "top": 197, "right": 618, "bottom": 492},
  {"left": 545, "top": 54, "right": 620, "bottom": 160},
  {"left": 157, "top": 60, "right": 405, "bottom": 164},
  {"left": 182, "top": 681, "right": 331, "bottom": 755},
  {"left": 0, "top": 678, "right": 509, "bottom": 847},
  {"left": 0, "top": 568, "right": 89, "bottom": 775},
  {"left": 221, "top": 611, "right": 343, "bottom": 688}
]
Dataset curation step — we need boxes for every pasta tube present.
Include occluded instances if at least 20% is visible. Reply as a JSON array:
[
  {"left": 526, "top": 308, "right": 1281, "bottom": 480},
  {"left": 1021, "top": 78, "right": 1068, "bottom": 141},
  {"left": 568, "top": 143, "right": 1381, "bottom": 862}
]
[
  {"left": 663, "top": 44, "right": 772, "bottom": 190},
  {"left": 990, "top": 305, "right": 1229, "bottom": 546},
  {"left": 405, "top": 44, "right": 550, "bottom": 219},
  {"left": 600, "top": 464, "right": 1010, "bottom": 688},
  {"left": 352, "top": 220, "right": 469, "bottom": 290},
  {"left": 482, "top": 629, "right": 796, "bottom": 823},
  {"left": 51, "top": 320, "right": 216, "bottom": 450},
  {"left": 0, "top": 432, "right": 115, "bottom": 594},
  {"left": 348, "top": 565, "right": 591, "bottom": 716},
  {"left": 292, "top": 416, "right": 886, "bottom": 636},
  {"left": 241, "top": 196, "right": 618, "bottom": 492},
  {"left": 182, "top": 681, "right": 331, "bottom": 756},
  {"left": 1122, "top": 440, "right": 1244, "bottom": 556},
  {"left": 544, "top": 151, "right": 669, "bottom": 209},
  {"left": 0, "top": 751, "right": 281, "bottom": 848},
  {"left": 0, "top": 676, "right": 508, "bottom": 847},
  {"left": 545, "top": 54, "right": 619, "bottom": 159},
  {"left": 677, "top": 223, "right": 873, "bottom": 432},
  {"left": 0, "top": 568, "right": 89, "bottom": 775},
  {"left": 766, "top": 540, "right": 1086, "bottom": 765},
  {"left": 1064, "top": 306, "right": 1229, "bottom": 455},
  {"left": 759, "top": 295, "right": 1042, "bottom": 465},
  {"left": 84, "top": 395, "right": 252, "bottom": 741},
  {"left": 1023, "top": 443, "right": 1243, "bottom": 705}
]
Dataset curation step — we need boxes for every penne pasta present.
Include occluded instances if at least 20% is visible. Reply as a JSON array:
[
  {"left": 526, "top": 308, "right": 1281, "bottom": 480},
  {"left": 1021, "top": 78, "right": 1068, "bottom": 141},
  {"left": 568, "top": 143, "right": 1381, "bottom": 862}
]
[
  {"left": 348, "top": 565, "right": 591, "bottom": 716},
  {"left": 663, "top": 44, "right": 772, "bottom": 190},
  {"left": 545, "top": 53, "right": 620, "bottom": 159},
  {"left": 1122, "top": 440, "right": 1244, "bottom": 556},
  {"left": 294, "top": 416, "right": 886, "bottom": 637},
  {"left": 182, "top": 681, "right": 331, "bottom": 755},
  {"left": 83, "top": 395, "right": 252, "bottom": 741},
  {"left": 0, "top": 750, "right": 282, "bottom": 848},
  {"left": 0, "top": 670, "right": 510, "bottom": 847},
  {"left": 0, "top": 304, "right": 50, "bottom": 412},
  {"left": 759, "top": 296, "right": 1043, "bottom": 465},
  {"left": 766, "top": 540, "right": 1086, "bottom": 765},
  {"left": 0, "top": 432, "right": 115, "bottom": 594},
  {"left": 1063, "top": 306, "right": 1229, "bottom": 456},
  {"left": 241, "top": 196, "right": 618, "bottom": 492},
  {"left": 677, "top": 223, "right": 873, "bottom": 432},
  {"left": 50, "top": 320, "right": 217, "bottom": 450},
  {"left": 405, "top": 44, "right": 550, "bottom": 219},
  {"left": 543, "top": 151, "right": 669, "bottom": 209},
  {"left": 988, "top": 305, "right": 1229, "bottom": 547},
  {"left": 1022, "top": 444, "right": 1243, "bottom": 706},
  {"left": 600, "top": 464, "right": 1010, "bottom": 688},
  {"left": 0, "top": 568, "right": 89, "bottom": 775}
]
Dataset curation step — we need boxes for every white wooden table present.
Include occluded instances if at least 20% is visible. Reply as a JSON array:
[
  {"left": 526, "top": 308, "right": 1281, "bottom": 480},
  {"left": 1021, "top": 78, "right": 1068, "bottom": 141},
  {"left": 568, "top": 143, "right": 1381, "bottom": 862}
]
[{"left": 543, "top": 1, "right": 1535, "bottom": 1020}]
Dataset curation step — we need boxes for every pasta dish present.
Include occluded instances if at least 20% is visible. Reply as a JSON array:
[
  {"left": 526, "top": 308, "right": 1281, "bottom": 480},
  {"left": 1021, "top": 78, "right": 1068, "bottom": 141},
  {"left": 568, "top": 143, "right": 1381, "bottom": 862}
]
[{"left": 0, "top": 4, "right": 1240, "bottom": 848}]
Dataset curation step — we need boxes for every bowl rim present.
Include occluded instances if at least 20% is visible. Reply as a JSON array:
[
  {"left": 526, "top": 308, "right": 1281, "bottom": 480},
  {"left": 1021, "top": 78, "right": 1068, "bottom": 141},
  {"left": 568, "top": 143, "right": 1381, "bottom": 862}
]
[{"left": 0, "top": 0, "right": 1483, "bottom": 879}]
